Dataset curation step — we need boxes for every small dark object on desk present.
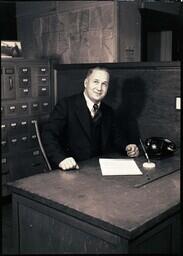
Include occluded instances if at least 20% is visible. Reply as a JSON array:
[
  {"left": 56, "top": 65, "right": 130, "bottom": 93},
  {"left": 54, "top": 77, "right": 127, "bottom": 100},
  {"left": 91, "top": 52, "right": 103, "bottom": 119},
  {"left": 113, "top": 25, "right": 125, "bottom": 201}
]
[{"left": 144, "top": 137, "right": 176, "bottom": 159}]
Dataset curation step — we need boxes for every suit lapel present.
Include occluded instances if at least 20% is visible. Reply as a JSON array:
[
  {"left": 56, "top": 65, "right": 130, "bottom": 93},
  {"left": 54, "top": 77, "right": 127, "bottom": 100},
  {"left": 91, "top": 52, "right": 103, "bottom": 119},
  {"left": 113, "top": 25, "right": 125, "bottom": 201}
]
[{"left": 75, "top": 94, "right": 91, "bottom": 141}]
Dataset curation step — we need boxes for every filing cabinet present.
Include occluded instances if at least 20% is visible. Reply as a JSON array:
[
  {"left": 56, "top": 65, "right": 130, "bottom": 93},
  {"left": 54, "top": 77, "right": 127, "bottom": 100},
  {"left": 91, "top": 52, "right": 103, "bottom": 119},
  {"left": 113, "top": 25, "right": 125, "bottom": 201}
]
[{"left": 1, "top": 59, "right": 55, "bottom": 196}]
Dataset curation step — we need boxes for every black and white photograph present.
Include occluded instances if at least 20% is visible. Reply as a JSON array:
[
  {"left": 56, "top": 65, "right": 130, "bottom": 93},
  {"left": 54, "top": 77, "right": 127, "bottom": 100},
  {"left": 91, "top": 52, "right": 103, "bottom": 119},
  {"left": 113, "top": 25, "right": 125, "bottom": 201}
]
[
  {"left": 1, "top": 41, "right": 22, "bottom": 58},
  {"left": 1, "top": 0, "right": 182, "bottom": 255}
]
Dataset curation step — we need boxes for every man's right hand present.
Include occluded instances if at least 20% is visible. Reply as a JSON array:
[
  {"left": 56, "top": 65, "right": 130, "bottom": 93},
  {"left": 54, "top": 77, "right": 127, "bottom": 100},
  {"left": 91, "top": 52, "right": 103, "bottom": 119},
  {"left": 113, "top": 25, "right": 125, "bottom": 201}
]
[{"left": 59, "top": 157, "right": 79, "bottom": 171}]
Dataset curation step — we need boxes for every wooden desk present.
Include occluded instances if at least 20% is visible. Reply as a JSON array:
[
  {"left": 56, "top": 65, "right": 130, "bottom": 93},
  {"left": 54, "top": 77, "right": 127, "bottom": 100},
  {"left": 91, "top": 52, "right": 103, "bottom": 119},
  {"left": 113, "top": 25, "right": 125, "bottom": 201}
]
[{"left": 9, "top": 154, "right": 180, "bottom": 254}]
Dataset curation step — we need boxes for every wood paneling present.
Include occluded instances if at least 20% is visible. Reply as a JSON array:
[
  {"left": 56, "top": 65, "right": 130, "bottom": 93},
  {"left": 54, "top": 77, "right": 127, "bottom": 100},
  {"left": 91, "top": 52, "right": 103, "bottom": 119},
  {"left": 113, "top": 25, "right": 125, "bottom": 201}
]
[{"left": 18, "top": 202, "right": 124, "bottom": 253}]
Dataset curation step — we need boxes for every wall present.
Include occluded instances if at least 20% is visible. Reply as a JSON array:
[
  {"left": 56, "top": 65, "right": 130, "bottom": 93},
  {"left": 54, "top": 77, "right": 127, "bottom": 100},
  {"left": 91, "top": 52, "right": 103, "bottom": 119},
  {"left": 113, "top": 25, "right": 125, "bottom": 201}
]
[{"left": 16, "top": 1, "right": 118, "bottom": 63}]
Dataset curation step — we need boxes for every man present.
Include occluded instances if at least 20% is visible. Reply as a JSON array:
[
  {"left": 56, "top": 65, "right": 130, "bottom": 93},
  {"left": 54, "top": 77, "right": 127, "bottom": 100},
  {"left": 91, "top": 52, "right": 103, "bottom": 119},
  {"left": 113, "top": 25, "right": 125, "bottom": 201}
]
[{"left": 41, "top": 67, "right": 139, "bottom": 170}]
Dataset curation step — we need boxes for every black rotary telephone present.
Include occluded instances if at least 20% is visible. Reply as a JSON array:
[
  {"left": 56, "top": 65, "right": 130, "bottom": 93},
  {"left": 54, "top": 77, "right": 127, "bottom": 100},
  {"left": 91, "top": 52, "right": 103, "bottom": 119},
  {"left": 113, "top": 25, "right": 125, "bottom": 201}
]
[{"left": 144, "top": 137, "right": 176, "bottom": 159}]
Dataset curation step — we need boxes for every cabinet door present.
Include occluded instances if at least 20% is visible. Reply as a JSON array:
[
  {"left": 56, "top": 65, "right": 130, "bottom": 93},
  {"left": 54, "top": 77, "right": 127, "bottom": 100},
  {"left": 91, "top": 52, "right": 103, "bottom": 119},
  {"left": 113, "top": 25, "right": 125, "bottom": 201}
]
[
  {"left": 4, "top": 75, "right": 16, "bottom": 100},
  {"left": 8, "top": 150, "right": 46, "bottom": 181},
  {"left": 1, "top": 68, "right": 4, "bottom": 99}
]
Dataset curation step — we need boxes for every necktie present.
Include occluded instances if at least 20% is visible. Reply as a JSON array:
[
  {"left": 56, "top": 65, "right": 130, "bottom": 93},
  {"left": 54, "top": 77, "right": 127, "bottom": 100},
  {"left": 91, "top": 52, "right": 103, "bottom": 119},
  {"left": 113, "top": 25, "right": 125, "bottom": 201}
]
[
  {"left": 93, "top": 104, "right": 101, "bottom": 121},
  {"left": 93, "top": 104, "right": 99, "bottom": 115}
]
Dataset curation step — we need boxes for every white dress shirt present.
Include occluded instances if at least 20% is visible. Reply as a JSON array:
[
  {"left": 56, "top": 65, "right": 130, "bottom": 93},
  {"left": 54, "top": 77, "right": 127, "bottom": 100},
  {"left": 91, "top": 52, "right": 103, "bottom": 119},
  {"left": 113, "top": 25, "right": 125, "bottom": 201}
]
[{"left": 83, "top": 92, "right": 101, "bottom": 118}]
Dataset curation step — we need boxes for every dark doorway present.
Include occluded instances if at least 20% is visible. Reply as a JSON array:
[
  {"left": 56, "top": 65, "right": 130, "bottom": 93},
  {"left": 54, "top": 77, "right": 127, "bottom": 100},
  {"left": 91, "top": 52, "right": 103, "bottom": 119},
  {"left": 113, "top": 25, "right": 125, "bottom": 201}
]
[{"left": 0, "top": 2, "right": 17, "bottom": 40}]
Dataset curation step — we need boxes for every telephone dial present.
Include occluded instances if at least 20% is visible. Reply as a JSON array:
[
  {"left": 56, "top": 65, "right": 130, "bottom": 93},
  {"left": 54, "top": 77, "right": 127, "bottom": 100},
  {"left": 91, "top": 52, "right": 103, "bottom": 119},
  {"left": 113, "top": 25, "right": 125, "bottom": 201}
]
[{"left": 144, "top": 137, "right": 176, "bottom": 158}]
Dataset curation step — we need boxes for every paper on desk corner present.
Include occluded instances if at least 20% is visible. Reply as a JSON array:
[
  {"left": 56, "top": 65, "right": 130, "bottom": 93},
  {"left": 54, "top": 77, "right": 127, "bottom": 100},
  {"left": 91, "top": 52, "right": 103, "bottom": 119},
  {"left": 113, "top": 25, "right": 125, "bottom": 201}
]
[{"left": 99, "top": 158, "right": 143, "bottom": 176}]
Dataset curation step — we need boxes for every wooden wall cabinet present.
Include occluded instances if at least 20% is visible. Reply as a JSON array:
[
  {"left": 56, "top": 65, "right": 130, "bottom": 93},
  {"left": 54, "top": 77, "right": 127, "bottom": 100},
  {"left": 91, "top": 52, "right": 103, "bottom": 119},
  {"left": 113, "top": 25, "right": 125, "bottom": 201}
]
[
  {"left": 1, "top": 58, "right": 54, "bottom": 196},
  {"left": 118, "top": 1, "right": 141, "bottom": 62}
]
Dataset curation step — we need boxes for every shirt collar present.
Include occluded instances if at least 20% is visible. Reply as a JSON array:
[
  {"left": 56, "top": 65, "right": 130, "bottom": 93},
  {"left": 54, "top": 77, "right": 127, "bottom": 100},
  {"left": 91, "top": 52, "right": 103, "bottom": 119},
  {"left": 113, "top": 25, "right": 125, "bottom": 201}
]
[{"left": 83, "top": 92, "right": 101, "bottom": 113}]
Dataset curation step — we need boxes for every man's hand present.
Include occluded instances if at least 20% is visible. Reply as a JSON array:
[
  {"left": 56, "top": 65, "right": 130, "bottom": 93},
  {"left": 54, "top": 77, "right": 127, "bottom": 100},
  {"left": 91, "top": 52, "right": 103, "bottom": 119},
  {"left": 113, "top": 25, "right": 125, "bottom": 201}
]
[
  {"left": 59, "top": 157, "right": 79, "bottom": 171},
  {"left": 125, "top": 144, "right": 139, "bottom": 157}
]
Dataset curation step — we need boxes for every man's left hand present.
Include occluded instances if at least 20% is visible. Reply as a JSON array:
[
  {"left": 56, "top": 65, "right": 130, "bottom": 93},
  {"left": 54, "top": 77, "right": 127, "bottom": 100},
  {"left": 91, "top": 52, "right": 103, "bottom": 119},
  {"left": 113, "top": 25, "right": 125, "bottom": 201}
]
[{"left": 125, "top": 144, "right": 139, "bottom": 157}]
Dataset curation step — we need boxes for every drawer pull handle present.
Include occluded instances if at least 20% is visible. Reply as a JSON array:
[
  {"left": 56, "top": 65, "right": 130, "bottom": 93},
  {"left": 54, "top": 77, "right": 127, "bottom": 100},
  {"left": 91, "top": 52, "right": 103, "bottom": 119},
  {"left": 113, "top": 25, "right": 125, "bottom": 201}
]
[
  {"left": 1, "top": 124, "right": 6, "bottom": 128},
  {"left": 11, "top": 123, "right": 17, "bottom": 127},
  {"left": 22, "top": 136, "right": 28, "bottom": 141},
  {"left": 23, "top": 89, "right": 29, "bottom": 93},
  {"left": 22, "top": 78, "right": 28, "bottom": 82},
  {"left": 41, "top": 68, "right": 46, "bottom": 72},
  {"left": 9, "top": 77, "right": 14, "bottom": 90},
  {"left": 32, "top": 162, "right": 41, "bottom": 167},
  {"left": 11, "top": 139, "right": 17, "bottom": 143},
  {"left": 21, "top": 121, "right": 27, "bottom": 125},
  {"left": 2, "top": 158, "right": 7, "bottom": 164},
  {"left": 22, "top": 68, "right": 28, "bottom": 72},
  {"left": 10, "top": 106, "right": 16, "bottom": 110},
  {"left": 41, "top": 88, "right": 47, "bottom": 91},
  {"left": 32, "top": 135, "right": 37, "bottom": 139},
  {"left": 21, "top": 105, "right": 27, "bottom": 109},
  {"left": 1, "top": 141, "right": 7, "bottom": 145},
  {"left": 33, "top": 150, "right": 40, "bottom": 156}
]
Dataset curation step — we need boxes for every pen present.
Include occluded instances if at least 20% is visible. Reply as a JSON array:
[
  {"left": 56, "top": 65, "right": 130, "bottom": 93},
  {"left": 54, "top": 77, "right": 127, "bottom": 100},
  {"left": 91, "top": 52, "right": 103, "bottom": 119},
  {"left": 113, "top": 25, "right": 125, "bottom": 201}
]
[{"left": 139, "top": 138, "right": 150, "bottom": 163}]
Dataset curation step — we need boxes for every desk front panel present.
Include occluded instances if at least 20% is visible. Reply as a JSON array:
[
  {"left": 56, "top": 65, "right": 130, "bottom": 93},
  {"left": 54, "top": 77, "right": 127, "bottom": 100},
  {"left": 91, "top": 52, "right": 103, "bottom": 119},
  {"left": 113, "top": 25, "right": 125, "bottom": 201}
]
[{"left": 12, "top": 192, "right": 180, "bottom": 254}]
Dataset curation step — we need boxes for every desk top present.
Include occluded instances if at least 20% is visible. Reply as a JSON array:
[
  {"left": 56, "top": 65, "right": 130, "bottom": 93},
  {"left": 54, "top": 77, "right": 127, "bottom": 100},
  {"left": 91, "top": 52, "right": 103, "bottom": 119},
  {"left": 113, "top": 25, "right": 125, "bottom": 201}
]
[{"left": 9, "top": 154, "right": 180, "bottom": 239}]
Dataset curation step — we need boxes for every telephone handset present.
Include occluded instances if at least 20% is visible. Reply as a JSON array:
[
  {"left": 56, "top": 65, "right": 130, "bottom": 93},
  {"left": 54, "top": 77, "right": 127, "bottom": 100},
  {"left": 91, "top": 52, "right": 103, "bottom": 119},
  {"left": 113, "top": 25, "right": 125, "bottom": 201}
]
[{"left": 144, "top": 137, "right": 176, "bottom": 158}]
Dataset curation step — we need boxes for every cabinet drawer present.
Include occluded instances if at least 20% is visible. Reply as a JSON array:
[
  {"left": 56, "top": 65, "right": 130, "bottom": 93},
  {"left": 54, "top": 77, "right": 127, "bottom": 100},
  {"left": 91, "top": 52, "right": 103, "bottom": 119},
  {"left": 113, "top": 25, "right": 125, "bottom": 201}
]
[
  {"left": 19, "top": 120, "right": 29, "bottom": 133},
  {"left": 18, "top": 67, "right": 31, "bottom": 76},
  {"left": 19, "top": 77, "right": 31, "bottom": 88},
  {"left": 19, "top": 103, "right": 29, "bottom": 114},
  {"left": 1, "top": 105, "right": 5, "bottom": 117},
  {"left": 2, "top": 173, "right": 10, "bottom": 185},
  {"left": 1, "top": 122, "right": 8, "bottom": 139},
  {"left": 31, "top": 102, "right": 40, "bottom": 113},
  {"left": 9, "top": 137, "right": 19, "bottom": 150},
  {"left": 18, "top": 87, "right": 32, "bottom": 97},
  {"left": 1, "top": 139, "right": 8, "bottom": 153},
  {"left": 3, "top": 75, "right": 16, "bottom": 100},
  {"left": 38, "top": 66, "right": 48, "bottom": 75},
  {"left": 7, "top": 104, "right": 17, "bottom": 115},
  {"left": 2, "top": 173, "right": 10, "bottom": 196},
  {"left": 20, "top": 135, "right": 29, "bottom": 149},
  {"left": 5, "top": 67, "right": 15, "bottom": 74},
  {"left": 29, "top": 134, "right": 38, "bottom": 148},
  {"left": 2, "top": 156, "right": 9, "bottom": 174},
  {"left": 9, "top": 121, "right": 18, "bottom": 135},
  {"left": 38, "top": 76, "right": 49, "bottom": 86},
  {"left": 41, "top": 102, "right": 50, "bottom": 112},
  {"left": 38, "top": 86, "right": 49, "bottom": 97}
]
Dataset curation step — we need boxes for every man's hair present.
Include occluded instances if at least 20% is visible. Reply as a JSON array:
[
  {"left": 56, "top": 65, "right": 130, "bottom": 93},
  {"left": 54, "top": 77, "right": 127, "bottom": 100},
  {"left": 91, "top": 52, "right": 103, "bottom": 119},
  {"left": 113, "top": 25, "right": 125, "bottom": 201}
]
[{"left": 86, "top": 66, "right": 110, "bottom": 79}]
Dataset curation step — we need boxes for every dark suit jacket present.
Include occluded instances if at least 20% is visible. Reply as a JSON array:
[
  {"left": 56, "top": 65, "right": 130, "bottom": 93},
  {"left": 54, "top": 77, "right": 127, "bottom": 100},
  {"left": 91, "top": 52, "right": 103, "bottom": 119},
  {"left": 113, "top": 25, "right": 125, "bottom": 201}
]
[{"left": 41, "top": 93, "right": 129, "bottom": 169}]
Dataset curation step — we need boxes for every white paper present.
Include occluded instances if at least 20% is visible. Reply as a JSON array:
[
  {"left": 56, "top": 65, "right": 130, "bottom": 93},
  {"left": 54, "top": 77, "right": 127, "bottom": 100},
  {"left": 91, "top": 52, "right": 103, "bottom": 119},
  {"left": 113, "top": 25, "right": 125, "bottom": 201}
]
[{"left": 99, "top": 158, "right": 143, "bottom": 176}]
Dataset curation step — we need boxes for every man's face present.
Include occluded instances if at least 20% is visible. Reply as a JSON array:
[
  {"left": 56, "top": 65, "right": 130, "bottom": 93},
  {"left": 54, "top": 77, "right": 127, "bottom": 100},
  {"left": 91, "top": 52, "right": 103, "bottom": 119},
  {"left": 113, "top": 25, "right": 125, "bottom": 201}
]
[{"left": 84, "top": 69, "right": 109, "bottom": 103}]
